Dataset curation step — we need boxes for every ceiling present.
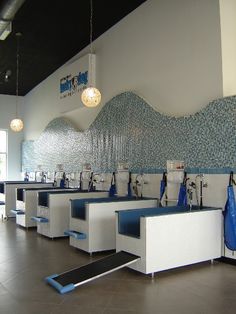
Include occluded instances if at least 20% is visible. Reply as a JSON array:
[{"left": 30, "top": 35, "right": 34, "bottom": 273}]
[{"left": 0, "top": 0, "right": 147, "bottom": 96}]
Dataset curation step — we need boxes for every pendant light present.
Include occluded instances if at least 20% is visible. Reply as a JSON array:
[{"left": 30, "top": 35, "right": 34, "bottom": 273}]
[
  {"left": 10, "top": 32, "right": 24, "bottom": 132},
  {"left": 81, "top": 0, "right": 101, "bottom": 108}
]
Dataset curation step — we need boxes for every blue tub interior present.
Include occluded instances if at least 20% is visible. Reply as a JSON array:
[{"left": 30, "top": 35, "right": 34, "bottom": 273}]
[
  {"left": 70, "top": 196, "right": 145, "bottom": 220},
  {"left": 38, "top": 191, "right": 49, "bottom": 207},
  {"left": 0, "top": 182, "right": 4, "bottom": 194},
  {"left": 37, "top": 189, "right": 109, "bottom": 207},
  {"left": 38, "top": 189, "right": 82, "bottom": 207},
  {"left": 17, "top": 188, "right": 24, "bottom": 201},
  {"left": 117, "top": 205, "right": 218, "bottom": 238}
]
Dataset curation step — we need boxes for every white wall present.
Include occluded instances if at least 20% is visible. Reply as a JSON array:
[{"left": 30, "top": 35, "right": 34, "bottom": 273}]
[
  {"left": 23, "top": 0, "right": 222, "bottom": 139},
  {"left": 219, "top": 0, "right": 236, "bottom": 96},
  {"left": 0, "top": 95, "right": 24, "bottom": 179}
]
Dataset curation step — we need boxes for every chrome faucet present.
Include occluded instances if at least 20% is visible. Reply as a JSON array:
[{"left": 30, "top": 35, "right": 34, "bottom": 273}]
[{"left": 195, "top": 174, "right": 208, "bottom": 209}]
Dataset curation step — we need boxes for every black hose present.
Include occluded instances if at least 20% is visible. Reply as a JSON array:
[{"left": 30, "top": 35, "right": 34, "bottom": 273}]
[
  {"left": 200, "top": 178, "right": 203, "bottom": 209},
  {"left": 229, "top": 171, "right": 236, "bottom": 186},
  {"left": 79, "top": 171, "right": 82, "bottom": 191}
]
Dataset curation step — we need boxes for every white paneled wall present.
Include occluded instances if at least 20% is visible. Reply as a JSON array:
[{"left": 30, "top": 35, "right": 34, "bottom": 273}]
[{"left": 94, "top": 172, "right": 230, "bottom": 209}]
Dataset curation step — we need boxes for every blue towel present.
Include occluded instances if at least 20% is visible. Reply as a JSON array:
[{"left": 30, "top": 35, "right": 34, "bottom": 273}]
[
  {"left": 60, "top": 179, "right": 65, "bottom": 188},
  {"left": 224, "top": 185, "right": 236, "bottom": 250},
  {"left": 109, "top": 172, "right": 117, "bottom": 197},
  {"left": 160, "top": 172, "right": 167, "bottom": 201},
  {"left": 127, "top": 182, "right": 132, "bottom": 197},
  {"left": 177, "top": 183, "right": 187, "bottom": 206},
  {"left": 109, "top": 184, "right": 116, "bottom": 197},
  {"left": 160, "top": 179, "right": 166, "bottom": 200},
  {"left": 127, "top": 172, "right": 132, "bottom": 197}
]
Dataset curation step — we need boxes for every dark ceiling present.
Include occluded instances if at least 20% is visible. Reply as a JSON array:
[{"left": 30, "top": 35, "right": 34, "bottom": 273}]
[{"left": 0, "top": 0, "right": 146, "bottom": 96}]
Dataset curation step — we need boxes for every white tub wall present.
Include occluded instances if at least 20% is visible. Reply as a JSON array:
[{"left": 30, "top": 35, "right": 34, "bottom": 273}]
[
  {"left": 115, "top": 211, "right": 146, "bottom": 273},
  {"left": 37, "top": 191, "right": 109, "bottom": 238},
  {"left": 88, "top": 199, "right": 158, "bottom": 252},
  {"left": 116, "top": 209, "right": 222, "bottom": 275},
  {"left": 69, "top": 198, "right": 158, "bottom": 253},
  {"left": 0, "top": 95, "right": 24, "bottom": 180},
  {"left": 145, "top": 210, "right": 222, "bottom": 273},
  {"left": 70, "top": 216, "right": 89, "bottom": 252}
]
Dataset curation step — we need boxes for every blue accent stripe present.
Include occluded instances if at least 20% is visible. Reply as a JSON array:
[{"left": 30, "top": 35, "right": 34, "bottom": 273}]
[
  {"left": 31, "top": 216, "right": 49, "bottom": 223},
  {"left": 64, "top": 230, "right": 86, "bottom": 239},
  {"left": 11, "top": 209, "right": 25, "bottom": 215},
  {"left": 45, "top": 274, "right": 75, "bottom": 294},
  {"left": 131, "top": 167, "right": 236, "bottom": 174},
  {"left": 185, "top": 167, "right": 236, "bottom": 174}
]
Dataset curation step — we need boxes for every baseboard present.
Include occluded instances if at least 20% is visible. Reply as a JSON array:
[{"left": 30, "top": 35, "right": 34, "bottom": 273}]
[{"left": 216, "top": 256, "right": 236, "bottom": 266}]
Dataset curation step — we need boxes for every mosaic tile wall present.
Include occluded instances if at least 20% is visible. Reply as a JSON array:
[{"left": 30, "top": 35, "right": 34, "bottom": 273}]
[{"left": 22, "top": 92, "right": 236, "bottom": 174}]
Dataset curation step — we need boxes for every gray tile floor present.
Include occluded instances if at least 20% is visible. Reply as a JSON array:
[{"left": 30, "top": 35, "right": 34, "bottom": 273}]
[{"left": 0, "top": 218, "right": 236, "bottom": 314}]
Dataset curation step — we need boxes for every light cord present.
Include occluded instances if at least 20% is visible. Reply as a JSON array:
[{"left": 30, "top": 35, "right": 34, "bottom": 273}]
[
  {"left": 15, "top": 32, "right": 21, "bottom": 117},
  {"left": 90, "top": 0, "right": 93, "bottom": 54}
]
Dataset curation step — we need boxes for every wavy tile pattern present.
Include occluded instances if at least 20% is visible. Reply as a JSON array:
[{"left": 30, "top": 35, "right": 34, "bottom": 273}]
[{"left": 22, "top": 92, "right": 236, "bottom": 173}]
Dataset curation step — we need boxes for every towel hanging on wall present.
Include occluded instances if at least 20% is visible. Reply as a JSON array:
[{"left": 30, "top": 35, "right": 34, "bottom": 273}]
[
  {"left": 109, "top": 172, "right": 117, "bottom": 197},
  {"left": 177, "top": 172, "right": 188, "bottom": 207},
  {"left": 224, "top": 171, "right": 236, "bottom": 251},
  {"left": 159, "top": 172, "right": 167, "bottom": 206}
]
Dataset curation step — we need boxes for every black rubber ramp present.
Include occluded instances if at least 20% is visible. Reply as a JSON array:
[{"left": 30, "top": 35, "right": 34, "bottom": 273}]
[{"left": 46, "top": 251, "right": 140, "bottom": 294}]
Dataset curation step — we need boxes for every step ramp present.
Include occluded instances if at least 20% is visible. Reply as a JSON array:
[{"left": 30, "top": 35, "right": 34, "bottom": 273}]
[{"left": 46, "top": 251, "right": 140, "bottom": 294}]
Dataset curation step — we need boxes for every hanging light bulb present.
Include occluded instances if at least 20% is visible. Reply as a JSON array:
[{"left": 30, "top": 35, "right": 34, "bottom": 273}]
[
  {"left": 10, "top": 32, "right": 24, "bottom": 132},
  {"left": 81, "top": 0, "right": 101, "bottom": 108},
  {"left": 10, "top": 118, "right": 24, "bottom": 132},
  {"left": 81, "top": 86, "right": 101, "bottom": 108}
]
